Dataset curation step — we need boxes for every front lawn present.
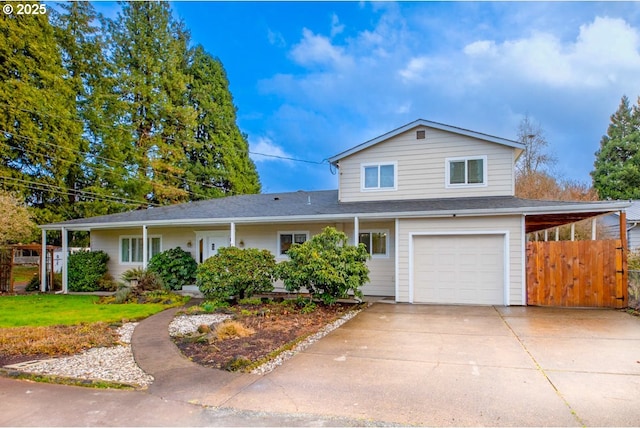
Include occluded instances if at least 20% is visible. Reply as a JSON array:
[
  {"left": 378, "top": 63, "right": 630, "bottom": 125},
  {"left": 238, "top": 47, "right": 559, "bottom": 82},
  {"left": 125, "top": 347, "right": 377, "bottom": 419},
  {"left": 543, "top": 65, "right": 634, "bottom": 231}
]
[
  {"left": 0, "top": 293, "right": 188, "bottom": 367},
  {"left": 0, "top": 294, "right": 185, "bottom": 327}
]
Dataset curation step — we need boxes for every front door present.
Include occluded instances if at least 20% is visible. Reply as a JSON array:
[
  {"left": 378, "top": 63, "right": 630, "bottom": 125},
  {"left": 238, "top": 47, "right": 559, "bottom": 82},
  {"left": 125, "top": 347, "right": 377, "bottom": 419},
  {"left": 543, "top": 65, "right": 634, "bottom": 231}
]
[{"left": 197, "top": 232, "right": 229, "bottom": 263}]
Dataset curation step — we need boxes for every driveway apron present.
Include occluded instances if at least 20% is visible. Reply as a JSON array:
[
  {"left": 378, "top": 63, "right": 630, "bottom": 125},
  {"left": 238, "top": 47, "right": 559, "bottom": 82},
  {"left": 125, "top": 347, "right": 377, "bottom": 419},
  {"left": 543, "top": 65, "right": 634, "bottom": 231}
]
[{"left": 217, "top": 303, "right": 640, "bottom": 427}]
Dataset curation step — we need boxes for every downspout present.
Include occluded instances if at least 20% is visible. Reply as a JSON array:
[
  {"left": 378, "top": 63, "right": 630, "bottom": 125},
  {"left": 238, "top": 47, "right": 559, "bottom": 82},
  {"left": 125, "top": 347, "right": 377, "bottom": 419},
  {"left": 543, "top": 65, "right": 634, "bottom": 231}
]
[{"left": 627, "top": 221, "right": 638, "bottom": 249}]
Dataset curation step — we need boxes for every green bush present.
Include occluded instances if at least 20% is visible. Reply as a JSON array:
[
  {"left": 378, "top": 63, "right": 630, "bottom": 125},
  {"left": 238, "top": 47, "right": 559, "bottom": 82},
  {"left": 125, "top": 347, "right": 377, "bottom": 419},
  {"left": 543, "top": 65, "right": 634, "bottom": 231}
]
[
  {"left": 68, "top": 250, "right": 110, "bottom": 292},
  {"left": 196, "top": 247, "right": 276, "bottom": 300},
  {"left": 148, "top": 247, "right": 197, "bottom": 290},
  {"left": 26, "top": 273, "right": 62, "bottom": 292},
  {"left": 276, "top": 226, "right": 370, "bottom": 305},
  {"left": 121, "top": 268, "right": 165, "bottom": 292}
]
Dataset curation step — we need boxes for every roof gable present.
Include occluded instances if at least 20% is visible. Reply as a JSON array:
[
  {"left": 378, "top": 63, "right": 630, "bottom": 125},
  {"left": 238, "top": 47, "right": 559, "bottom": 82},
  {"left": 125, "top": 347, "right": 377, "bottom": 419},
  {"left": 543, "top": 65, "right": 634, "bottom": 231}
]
[{"left": 328, "top": 119, "right": 524, "bottom": 164}]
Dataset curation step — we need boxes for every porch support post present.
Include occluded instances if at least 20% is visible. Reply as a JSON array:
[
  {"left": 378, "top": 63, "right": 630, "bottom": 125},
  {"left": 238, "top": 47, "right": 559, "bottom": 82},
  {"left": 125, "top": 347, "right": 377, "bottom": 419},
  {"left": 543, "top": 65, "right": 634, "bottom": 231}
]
[
  {"left": 592, "top": 217, "right": 597, "bottom": 240},
  {"left": 61, "top": 227, "right": 68, "bottom": 294},
  {"left": 544, "top": 230, "right": 548, "bottom": 242},
  {"left": 230, "top": 222, "right": 236, "bottom": 247},
  {"left": 570, "top": 223, "right": 575, "bottom": 241},
  {"left": 354, "top": 216, "right": 359, "bottom": 246},
  {"left": 142, "top": 225, "right": 148, "bottom": 269},
  {"left": 41, "top": 229, "right": 47, "bottom": 292},
  {"left": 555, "top": 227, "right": 559, "bottom": 241}
]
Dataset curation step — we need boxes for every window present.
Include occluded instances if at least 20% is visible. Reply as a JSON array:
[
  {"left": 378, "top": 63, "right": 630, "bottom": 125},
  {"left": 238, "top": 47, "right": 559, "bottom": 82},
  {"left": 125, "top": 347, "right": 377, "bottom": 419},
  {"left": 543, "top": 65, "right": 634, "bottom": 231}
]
[
  {"left": 362, "top": 162, "right": 396, "bottom": 190},
  {"left": 446, "top": 156, "right": 487, "bottom": 187},
  {"left": 278, "top": 231, "right": 308, "bottom": 256},
  {"left": 358, "top": 230, "right": 388, "bottom": 257},
  {"left": 120, "top": 236, "right": 161, "bottom": 263}
]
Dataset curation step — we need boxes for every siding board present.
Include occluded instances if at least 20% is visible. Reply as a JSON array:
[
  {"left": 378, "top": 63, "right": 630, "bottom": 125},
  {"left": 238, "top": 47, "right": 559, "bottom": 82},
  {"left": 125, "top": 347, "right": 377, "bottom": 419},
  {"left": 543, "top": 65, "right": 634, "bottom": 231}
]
[{"left": 338, "top": 128, "right": 516, "bottom": 202}]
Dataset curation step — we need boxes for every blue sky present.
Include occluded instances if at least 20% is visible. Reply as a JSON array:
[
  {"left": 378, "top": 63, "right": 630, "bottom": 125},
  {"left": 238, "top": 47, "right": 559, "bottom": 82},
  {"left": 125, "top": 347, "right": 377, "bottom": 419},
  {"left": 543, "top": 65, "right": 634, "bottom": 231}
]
[{"left": 92, "top": 1, "right": 640, "bottom": 194}]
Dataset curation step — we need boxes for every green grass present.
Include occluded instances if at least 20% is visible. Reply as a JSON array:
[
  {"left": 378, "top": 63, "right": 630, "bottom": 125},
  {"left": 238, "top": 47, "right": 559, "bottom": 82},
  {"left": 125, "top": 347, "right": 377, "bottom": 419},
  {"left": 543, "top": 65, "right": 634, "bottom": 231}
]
[
  {"left": 11, "top": 265, "right": 38, "bottom": 283},
  {"left": 0, "top": 294, "right": 183, "bottom": 327}
]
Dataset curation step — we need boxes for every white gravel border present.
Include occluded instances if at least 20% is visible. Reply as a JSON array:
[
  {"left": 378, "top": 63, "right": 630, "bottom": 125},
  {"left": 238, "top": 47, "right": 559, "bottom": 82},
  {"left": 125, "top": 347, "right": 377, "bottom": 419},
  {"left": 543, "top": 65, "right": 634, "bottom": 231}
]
[
  {"left": 4, "top": 306, "right": 363, "bottom": 386},
  {"left": 250, "top": 308, "right": 363, "bottom": 375},
  {"left": 6, "top": 323, "right": 154, "bottom": 388}
]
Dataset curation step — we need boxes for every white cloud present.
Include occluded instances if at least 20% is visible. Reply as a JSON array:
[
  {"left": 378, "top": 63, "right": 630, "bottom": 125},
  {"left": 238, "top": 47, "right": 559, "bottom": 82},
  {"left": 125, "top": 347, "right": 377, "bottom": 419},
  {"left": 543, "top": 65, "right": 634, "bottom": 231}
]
[
  {"left": 250, "top": 137, "right": 292, "bottom": 163},
  {"left": 267, "top": 28, "right": 286, "bottom": 48},
  {"left": 330, "top": 13, "right": 345, "bottom": 37},
  {"left": 290, "top": 28, "right": 354, "bottom": 69},
  {"left": 462, "top": 16, "right": 640, "bottom": 88}
]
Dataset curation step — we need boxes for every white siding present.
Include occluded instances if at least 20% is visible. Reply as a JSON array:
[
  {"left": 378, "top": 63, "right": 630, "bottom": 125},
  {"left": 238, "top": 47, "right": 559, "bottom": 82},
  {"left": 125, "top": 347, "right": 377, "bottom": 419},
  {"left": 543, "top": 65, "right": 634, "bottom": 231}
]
[
  {"left": 396, "top": 215, "right": 524, "bottom": 305},
  {"left": 337, "top": 127, "right": 515, "bottom": 202},
  {"left": 91, "top": 222, "right": 396, "bottom": 296}
]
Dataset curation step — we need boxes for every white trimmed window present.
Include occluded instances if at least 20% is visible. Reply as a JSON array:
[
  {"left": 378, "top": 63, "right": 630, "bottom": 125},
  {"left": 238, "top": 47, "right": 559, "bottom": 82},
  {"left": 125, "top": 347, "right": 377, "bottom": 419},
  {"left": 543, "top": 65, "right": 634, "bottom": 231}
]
[
  {"left": 361, "top": 162, "right": 396, "bottom": 191},
  {"left": 446, "top": 156, "right": 487, "bottom": 187},
  {"left": 358, "top": 230, "right": 389, "bottom": 257},
  {"left": 120, "top": 236, "right": 162, "bottom": 264},
  {"left": 278, "top": 231, "right": 308, "bottom": 256}
]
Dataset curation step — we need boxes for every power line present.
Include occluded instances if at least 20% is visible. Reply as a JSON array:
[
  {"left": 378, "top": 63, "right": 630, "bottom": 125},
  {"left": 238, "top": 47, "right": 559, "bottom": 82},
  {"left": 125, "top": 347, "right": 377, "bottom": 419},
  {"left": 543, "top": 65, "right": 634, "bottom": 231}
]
[
  {"left": 1, "top": 175, "right": 159, "bottom": 207},
  {"left": 3, "top": 136, "right": 215, "bottom": 201},
  {"left": 0, "top": 101, "right": 329, "bottom": 166}
]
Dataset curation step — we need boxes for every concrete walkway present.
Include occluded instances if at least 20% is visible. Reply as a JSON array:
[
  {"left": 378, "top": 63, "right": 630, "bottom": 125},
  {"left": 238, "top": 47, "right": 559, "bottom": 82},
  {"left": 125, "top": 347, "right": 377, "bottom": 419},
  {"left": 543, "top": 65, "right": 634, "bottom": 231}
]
[{"left": 3, "top": 303, "right": 639, "bottom": 426}]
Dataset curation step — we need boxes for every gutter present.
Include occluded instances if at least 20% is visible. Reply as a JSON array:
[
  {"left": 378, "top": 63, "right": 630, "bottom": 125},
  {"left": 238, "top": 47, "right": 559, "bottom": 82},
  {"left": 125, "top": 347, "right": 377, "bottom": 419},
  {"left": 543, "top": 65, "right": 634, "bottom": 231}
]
[{"left": 39, "top": 200, "right": 631, "bottom": 231}]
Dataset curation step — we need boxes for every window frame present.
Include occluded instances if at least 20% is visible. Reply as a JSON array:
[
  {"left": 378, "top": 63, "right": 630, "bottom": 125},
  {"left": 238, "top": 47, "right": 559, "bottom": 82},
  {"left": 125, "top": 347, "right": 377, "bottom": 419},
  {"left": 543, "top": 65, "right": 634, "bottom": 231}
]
[
  {"left": 277, "top": 231, "right": 309, "bottom": 257},
  {"left": 445, "top": 155, "right": 488, "bottom": 188},
  {"left": 119, "top": 235, "right": 162, "bottom": 264},
  {"left": 360, "top": 161, "right": 397, "bottom": 191},
  {"left": 358, "top": 229, "right": 390, "bottom": 258}
]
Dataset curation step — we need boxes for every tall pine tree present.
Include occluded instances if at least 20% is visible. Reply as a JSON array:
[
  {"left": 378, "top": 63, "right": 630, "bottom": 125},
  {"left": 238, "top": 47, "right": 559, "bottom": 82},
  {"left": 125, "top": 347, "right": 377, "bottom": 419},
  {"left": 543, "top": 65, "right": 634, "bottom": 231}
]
[
  {"left": 186, "top": 45, "right": 260, "bottom": 198},
  {"left": 108, "top": 1, "right": 196, "bottom": 205},
  {"left": 592, "top": 95, "right": 640, "bottom": 199},
  {"left": 0, "top": 7, "right": 83, "bottom": 224}
]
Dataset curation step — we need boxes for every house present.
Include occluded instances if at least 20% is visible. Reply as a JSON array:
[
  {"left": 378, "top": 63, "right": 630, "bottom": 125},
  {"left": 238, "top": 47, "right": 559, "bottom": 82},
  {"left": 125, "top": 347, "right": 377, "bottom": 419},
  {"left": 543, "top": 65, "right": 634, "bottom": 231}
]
[
  {"left": 601, "top": 200, "right": 640, "bottom": 251},
  {"left": 40, "top": 119, "right": 629, "bottom": 305}
]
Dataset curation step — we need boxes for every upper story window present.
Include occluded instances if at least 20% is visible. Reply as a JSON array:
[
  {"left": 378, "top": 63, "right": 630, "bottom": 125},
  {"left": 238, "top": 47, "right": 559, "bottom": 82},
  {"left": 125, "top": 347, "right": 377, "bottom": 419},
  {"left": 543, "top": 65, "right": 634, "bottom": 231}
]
[
  {"left": 120, "top": 236, "right": 161, "bottom": 264},
  {"left": 446, "top": 156, "right": 487, "bottom": 187},
  {"left": 361, "top": 162, "right": 397, "bottom": 191},
  {"left": 278, "top": 231, "right": 308, "bottom": 256},
  {"left": 358, "top": 230, "right": 389, "bottom": 257}
]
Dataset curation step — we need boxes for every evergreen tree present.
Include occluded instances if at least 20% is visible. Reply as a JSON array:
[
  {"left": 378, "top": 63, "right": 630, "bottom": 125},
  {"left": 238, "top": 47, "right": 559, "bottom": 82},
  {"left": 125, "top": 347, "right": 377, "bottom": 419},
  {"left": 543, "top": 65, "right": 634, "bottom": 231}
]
[
  {"left": 0, "top": 7, "right": 83, "bottom": 224},
  {"left": 591, "top": 95, "right": 640, "bottom": 199},
  {"left": 108, "top": 1, "right": 197, "bottom": 205},
  {"left": 186, "top": 45, "right": 260, "bottom": 198}
]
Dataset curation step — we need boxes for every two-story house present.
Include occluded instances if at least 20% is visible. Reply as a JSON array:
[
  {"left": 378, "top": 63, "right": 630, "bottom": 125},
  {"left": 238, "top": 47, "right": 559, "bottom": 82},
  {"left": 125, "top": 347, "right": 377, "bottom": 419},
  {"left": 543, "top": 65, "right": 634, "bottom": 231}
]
[{"left": 41, "top": 119, "right": 629, "bottom": 305}]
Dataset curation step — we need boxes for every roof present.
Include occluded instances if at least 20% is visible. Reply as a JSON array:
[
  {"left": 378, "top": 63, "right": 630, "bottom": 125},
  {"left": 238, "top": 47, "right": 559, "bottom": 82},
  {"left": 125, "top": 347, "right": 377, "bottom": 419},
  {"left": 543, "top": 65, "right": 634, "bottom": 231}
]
[
  {"left": 328, "top": 119, "right": 525, "bottom": 164},
  {"left": 610, "top": 200, "right": 640, "bottom": 221},
  {"left": 40, "top": 189, "right": 630, "bottom": 233}
]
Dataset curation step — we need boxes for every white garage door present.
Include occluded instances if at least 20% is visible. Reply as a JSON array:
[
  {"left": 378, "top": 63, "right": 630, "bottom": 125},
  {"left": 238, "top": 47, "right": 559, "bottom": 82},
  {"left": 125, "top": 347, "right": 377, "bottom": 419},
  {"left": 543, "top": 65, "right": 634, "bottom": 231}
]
[{"left": 412, "top": 234, "right": 505, "bottom": 305}]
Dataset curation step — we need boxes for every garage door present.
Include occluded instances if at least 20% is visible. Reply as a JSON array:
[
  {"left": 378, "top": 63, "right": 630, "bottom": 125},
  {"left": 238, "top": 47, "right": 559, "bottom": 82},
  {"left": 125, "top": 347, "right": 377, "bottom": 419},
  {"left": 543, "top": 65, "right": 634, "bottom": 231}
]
[{"left": 412, "top": 234, "right": 505, "bottom": 305}]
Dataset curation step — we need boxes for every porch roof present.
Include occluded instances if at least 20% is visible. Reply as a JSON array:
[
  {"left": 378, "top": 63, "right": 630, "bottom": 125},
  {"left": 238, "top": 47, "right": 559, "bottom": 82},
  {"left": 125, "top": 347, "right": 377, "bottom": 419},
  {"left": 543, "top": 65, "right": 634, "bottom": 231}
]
[{"left": 40, "top": 190, "right": 630, "bottom": 232}]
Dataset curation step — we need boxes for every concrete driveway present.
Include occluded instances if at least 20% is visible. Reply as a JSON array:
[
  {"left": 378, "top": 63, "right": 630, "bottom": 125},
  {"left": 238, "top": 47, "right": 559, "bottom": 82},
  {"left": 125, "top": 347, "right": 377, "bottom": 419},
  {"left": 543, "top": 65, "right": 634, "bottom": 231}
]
[{"left": 224, "top": 303, "right": 640, "bottom": 426}]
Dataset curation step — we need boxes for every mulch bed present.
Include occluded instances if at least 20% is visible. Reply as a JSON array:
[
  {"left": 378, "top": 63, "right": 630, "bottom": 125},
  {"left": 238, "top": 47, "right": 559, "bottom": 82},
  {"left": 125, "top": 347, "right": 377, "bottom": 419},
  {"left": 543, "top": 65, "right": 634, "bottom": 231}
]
[{"left": 173, "top": 300, "right": 361, "bottom": 371}]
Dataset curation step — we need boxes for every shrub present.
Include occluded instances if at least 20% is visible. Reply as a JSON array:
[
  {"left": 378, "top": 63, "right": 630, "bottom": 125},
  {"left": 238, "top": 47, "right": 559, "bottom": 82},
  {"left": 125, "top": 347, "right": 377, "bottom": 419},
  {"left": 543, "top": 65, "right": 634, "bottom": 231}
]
[
  {"left": 26, "top": 273, "right": 62, "bottom": 292},
  {"left": 214, "top": 320, "right": 255, "bottom": 340},
  {"left": 276, "top": 226, "right": 370, "bottom": 305},
  {"left": 68, "top": 251, "right": 110, "bottom": 292},
  {"left": 121, "top": 268, "right": 165, "bottom": 292},
  {"left": 196, "top": 247, "right": 276, "bottom": 300},
  {"left": 147, "top": 247, "right": 197, "bottom": 290}
]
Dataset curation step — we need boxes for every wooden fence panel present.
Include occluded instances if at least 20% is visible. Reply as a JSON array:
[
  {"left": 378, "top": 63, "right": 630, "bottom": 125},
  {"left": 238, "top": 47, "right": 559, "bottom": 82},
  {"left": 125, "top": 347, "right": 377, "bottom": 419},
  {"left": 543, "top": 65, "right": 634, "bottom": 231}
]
[{"left": 526, "top": 239, "right": 627, "bottom": 308}]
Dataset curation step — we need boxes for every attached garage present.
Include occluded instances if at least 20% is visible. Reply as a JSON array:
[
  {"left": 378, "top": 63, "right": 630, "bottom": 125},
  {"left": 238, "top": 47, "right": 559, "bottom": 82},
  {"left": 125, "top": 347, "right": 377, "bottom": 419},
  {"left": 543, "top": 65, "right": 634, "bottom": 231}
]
[{"left": 411, "top": 233, "right": 507, "bottom": 305}]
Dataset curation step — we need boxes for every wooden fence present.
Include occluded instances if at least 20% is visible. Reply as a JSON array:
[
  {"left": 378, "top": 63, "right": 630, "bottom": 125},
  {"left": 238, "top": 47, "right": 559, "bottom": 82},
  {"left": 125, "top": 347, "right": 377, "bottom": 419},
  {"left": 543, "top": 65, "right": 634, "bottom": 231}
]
[{"left": 526, "top": 239, "right": 627, "bottom": 308}]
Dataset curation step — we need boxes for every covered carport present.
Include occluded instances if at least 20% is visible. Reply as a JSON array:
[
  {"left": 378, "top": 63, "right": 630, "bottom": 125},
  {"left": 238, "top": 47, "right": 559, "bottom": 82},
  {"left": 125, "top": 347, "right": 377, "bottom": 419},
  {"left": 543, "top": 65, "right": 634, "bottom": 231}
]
[{"left": 524, "top": 208, "right": 630, "bottom": 308}]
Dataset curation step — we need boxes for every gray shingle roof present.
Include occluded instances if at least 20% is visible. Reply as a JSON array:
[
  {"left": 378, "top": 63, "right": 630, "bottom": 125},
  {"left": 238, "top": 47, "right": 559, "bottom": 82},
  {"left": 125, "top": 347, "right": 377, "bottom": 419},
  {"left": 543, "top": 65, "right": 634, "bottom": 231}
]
[{"left": 41, "top": 189, "right": 630, "bottom": 230}]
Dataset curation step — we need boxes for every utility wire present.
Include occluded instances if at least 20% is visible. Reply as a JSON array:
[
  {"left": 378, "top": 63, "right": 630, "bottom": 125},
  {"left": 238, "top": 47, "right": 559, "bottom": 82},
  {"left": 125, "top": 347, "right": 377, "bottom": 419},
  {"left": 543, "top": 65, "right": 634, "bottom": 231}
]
[
  {"left": 1, "top": 175, "right": 159, "bottom": 207},
  {"left": 0, "top": 101, "right": 329, "bottom": 166}
]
